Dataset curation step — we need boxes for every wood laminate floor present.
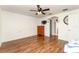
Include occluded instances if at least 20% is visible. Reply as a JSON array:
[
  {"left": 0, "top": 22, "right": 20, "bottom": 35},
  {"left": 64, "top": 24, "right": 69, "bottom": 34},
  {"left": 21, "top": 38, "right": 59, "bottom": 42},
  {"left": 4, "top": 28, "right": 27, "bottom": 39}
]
[{"left": 0, "top": 36, "right": 67, "bottom": 53}]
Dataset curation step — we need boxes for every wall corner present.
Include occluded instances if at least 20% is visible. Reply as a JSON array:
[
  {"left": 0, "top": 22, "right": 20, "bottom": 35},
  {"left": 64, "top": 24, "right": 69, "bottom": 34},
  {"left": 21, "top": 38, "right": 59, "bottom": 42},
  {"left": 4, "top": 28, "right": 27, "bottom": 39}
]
[{"left": 0, "top": 43, "right": 2, "bottom": 47}]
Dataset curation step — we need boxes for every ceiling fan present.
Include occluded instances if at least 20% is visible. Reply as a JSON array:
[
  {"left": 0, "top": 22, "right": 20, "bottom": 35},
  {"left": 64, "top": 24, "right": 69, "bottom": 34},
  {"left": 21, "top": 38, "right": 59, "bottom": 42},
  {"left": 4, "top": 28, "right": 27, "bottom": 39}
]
[{"left": 30, "top": 5, "right": 50, "bottom": 15}]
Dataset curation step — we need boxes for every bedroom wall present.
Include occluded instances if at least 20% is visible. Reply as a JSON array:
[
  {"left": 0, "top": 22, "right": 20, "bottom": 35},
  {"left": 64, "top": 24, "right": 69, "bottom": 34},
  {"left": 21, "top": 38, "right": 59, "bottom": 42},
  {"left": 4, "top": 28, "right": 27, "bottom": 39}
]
[
  {"left": 39, "top": 9, "right": 79, "bottom": 41},
  {"left": 0, "top": 8, "right": 2, "bottom": 46},
  {"left": 54, "top": 9, "right": 79, "bottom": 41},
  {"left": 1, "top": 10, "right": 39, "bottom": 43},
  {"left": 1, "top": 8, "right": 79, "bottom": 44}
]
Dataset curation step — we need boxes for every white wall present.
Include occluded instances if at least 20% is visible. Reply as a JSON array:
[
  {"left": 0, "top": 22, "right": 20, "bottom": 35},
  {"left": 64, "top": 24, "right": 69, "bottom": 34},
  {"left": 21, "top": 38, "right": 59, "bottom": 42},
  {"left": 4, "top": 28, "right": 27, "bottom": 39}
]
[
  {"left": 39, "top": 9, "right": 79, "bottom": 41},
  {"left": 68, "top": 10, "right": 79, "bottom": 41},
  {"left": 55, "top": 12, "right": 70, "bottom": 41},
  {"left": 1, "top": 10, "right": 39, "bottom": 42},
  {"left": 45, "top": 20, "right": 50, "bottom": 37},
  {"left": 55, "top": 9, "right": 79, "bottom": 41},
  {"left": 0, "top": 8, "right": 2, "bottom": 46},
  {"left": 1, "top": 8, "right": 79, "bottom": 43}
]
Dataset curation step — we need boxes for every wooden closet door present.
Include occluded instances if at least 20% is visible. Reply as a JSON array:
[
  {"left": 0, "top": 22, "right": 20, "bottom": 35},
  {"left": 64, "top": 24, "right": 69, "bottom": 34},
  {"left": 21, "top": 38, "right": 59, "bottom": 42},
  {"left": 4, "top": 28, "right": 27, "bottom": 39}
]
[{"left": 37, "top": 26, "right": 44, "bottom": 36}]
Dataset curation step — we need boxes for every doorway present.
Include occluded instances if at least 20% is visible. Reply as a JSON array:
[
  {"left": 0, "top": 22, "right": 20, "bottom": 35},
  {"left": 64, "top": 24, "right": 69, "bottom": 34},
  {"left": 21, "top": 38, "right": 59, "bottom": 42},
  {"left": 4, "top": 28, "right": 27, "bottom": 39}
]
[{"left": 49, "top": 16, "right": 58, "bottom": 38}]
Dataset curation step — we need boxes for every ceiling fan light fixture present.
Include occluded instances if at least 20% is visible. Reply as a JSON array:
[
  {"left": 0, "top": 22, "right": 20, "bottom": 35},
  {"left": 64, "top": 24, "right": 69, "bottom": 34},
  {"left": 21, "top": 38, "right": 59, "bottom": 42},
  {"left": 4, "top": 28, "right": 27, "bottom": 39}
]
[{"left": 36, "top": 11, "right": 42, "bottom": 15}]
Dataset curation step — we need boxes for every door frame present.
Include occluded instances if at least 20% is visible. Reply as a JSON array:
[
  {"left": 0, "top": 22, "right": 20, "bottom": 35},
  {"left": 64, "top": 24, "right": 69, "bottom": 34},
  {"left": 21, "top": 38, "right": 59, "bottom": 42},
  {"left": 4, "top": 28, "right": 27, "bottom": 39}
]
[{"left": 49, "top": 16, "right": 58, "bottom": 37}]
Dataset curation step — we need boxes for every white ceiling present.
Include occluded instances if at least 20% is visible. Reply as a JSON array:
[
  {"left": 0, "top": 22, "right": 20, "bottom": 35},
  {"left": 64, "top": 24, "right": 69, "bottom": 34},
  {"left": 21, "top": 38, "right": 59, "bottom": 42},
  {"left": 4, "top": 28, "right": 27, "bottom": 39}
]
[{"left": 0, "top": 5, "right": 79, "bottom": 18}]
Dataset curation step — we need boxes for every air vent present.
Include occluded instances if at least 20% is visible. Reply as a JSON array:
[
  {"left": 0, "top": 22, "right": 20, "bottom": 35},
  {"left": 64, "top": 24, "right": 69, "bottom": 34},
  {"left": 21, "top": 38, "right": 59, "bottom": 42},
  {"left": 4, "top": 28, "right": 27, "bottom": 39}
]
[{"left": 62, "top": 8, "right": 68, "bottom": 11}]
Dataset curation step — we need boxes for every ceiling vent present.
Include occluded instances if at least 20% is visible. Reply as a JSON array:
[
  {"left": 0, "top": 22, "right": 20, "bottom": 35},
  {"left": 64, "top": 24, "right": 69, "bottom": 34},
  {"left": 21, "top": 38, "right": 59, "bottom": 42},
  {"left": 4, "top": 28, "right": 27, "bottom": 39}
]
[{"left": 62, "top": 8, "right": 68, "bottom": 12}]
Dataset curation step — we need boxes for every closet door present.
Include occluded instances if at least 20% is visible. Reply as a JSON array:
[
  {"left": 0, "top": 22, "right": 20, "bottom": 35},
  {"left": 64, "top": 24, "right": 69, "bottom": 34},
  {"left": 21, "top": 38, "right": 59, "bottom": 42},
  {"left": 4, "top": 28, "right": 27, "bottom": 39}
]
[{"left": 37, "top": 26, "right": 44, "bottom": 36}]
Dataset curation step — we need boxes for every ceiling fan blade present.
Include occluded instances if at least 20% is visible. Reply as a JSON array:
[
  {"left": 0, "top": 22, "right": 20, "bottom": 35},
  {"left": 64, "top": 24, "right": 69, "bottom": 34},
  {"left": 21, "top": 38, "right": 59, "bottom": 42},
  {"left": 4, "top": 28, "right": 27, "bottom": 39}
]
[
  {"left": 41, "top": 10, "right": 45, "bottom": 15},
  {"left": 37, "top": 5, "right": 41, "bottom": 11},
  {"left": 30, "top": 10, "right": 37, "bottom": 11},
  {"left": 42, "top": 12, "right": 45, "bottom": 15},
  {"left": 31, "top": 5, "right": 49, "bottom": 15},
  {"left": 37, "top": 5, "right": 40, "bottom": 8},
  {"left": 43, "top": 8, "right": 50, "bottom": 11}
]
